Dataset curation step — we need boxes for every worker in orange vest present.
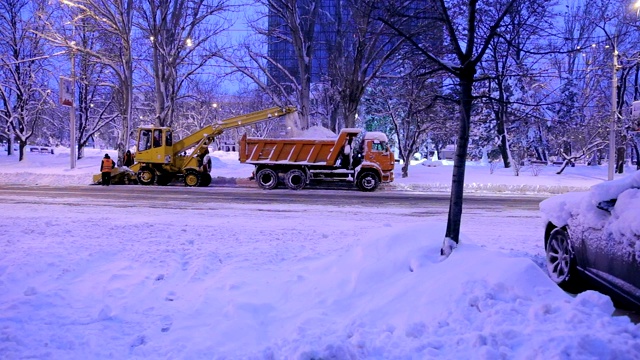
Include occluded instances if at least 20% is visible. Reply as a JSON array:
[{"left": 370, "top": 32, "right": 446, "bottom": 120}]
[{"left": 100, "top": 153, "right": 115, "bottom": 186}]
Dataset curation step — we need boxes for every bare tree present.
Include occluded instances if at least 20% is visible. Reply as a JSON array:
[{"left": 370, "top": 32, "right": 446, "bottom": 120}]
[
  {"left": 477, "top": 1, "right": 554, "bottom": 169},
  {"left": 364, "top": 71, "right": 444, "bottom": 178},
  {"left": 49, "top": 0, "right": 136, "bottom": 165},
  {"left": 136, "top": 0, "right": 230, "bottom": 127},
  {"left": 324, "top": 0, "right": 408, "bottom": 128},
  {"left": 0, "top": 0, "right": 56, "bottom": 161},
  {"left": 381, "top": 0, "right": 526, "bottom": 256},
  {"left": 72, "top": 17, "right": 120, "bottom": 159},
  {"left": 216, "top": 0, "right": 320, "bottom": 131}
]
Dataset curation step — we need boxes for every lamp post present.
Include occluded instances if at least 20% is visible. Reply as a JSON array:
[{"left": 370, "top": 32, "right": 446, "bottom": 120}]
[
  {"left": 61, "top": 0, "right": 79, "bottom": 169},
  {"left": 70, "top": 49, "right": 76, "bottom": 169},
  {"left": 212, "top": 103, "right": 218, "bottom": 122},
  {"left": 609, "top": 46, "right": 618, "bottom": 181},
  {"left": 58, "top": 46, "right": 76, "bottom": 169}
]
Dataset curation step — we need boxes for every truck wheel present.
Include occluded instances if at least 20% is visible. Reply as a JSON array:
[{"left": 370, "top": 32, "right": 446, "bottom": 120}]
[
  {"left": 184, "top": 170, "right": 201, "bottom": 187},
  {"left": 137, "top": 167, "right": 156, "bottom": 185},
  {"left": 199, "top": 172, "right": 212, "bottom": 187},
  {"left": 256, "top": 168, "right": 278, "bottom": 190},
  {"left": 285, "top": 169, "right": 306, "bottom": 190},
  {"left": 357, "top": 171, "right": 379, "bottom": 192}
]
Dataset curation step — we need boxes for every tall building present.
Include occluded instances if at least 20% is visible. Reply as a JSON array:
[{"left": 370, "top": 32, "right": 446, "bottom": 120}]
[{"left": 267, "top": 0, "right": 436, "bottom": 87}]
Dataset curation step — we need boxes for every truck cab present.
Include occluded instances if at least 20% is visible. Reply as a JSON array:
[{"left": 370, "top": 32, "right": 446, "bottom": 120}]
[{"left": 354, "top": 131, "right": 395, "bottom": 184}]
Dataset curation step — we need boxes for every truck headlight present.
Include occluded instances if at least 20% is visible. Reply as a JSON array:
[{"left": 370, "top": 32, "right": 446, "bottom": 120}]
[{"left": 165, "top": 155, "right": 171, "bottom": 163}]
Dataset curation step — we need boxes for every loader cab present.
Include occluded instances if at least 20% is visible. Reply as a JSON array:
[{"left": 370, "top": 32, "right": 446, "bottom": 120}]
[{"left": 135, "top": 127, "right": 173, "bottom": 164}]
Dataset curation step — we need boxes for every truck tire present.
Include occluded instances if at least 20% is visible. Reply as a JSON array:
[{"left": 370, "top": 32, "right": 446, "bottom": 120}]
[
  {"left": 256, "top": 168, "right": 278, "bottom": 190},
  {"left": 356, "top": 171, "right": 379, "bottom": 192},
  {"left": 137, "top": 167, "right": 156, "bottom": 185},
  {"left": 199, "top": 172, "right": 212, "bottom": 187},
  {"left": 184, "top": 169, "right": 201, "bottom": 187},
  {"left": 284, "top": 169, "right": 306, "bottom": 190}
]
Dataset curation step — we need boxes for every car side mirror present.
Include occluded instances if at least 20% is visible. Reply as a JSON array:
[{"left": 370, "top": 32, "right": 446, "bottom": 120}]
[{"left": 596, "top": 199, "right": 617, "bottom": 212}]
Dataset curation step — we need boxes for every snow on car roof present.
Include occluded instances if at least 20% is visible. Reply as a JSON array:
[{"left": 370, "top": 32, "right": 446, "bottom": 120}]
[{"left": 540, "top": 170, "right": 640, "bottom": 237}]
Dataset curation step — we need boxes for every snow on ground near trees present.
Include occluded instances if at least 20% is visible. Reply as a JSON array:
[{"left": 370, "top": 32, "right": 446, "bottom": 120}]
[
  {"left": 0, "top": 145, "right": 617, "bottom": 192},
  {"left": 1, "top": 148, "right": 639, "bottom": 358}
]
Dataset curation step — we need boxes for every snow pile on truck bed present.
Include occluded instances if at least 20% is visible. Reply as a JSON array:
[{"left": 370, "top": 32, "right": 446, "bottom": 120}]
[{"left": 300, "top": 125, "right": 337, "bottom": 139}]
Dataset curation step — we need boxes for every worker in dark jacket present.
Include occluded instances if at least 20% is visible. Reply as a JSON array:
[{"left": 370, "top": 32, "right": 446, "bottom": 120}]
[
  {"left": 616, "top": 135, "right": 627, "bottom": 174},
  {"left": 123, "top": 150, "right": 134, "bottom": 167},
  {"left": 100, "top": 153, "right": 115, "bottom": 186}
]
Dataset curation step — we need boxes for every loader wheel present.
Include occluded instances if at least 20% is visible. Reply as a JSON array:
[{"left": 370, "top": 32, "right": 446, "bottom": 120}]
[
  {"left": 256, "top": 168, "right": 278, "bottom": 190},
  {"left": 184, "top": 170, "right": 201, "bottom": 187},
  {"left": 205, "top": 156, "right": 212, "bottom": 173},
  {"left": 284, "top": 169, "right": 306, "bottom": 190},
  {"left": 199, "top": 172, "right": 212, "bottom": 187},
  {"left": 356, "top": 171, "right": 379, "bottom": 192},
  {"left": 137, "top": 167, "right": 156, "bottom": 185}
]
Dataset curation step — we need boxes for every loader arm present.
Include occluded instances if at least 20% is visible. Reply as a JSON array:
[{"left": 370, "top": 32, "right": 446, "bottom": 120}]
[{"left": 171, "top": 106, "right": 296, "bottom": 155}]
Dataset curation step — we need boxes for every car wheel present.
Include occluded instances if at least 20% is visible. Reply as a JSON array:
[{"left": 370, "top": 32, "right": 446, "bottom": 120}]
[
  {"left": 546, "top": 227, "right": 583, "bottom": 292},
  {"left": 284, "top": 169, "right": 306, "bottom": 190},
  {"left": 256, "top": 168, "right": 278, "bottom": 190}
]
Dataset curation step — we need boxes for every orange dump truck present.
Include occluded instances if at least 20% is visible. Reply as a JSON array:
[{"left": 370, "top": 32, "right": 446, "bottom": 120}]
[{"left": 238, "top": 128, "right": 395, "bottom": 191}]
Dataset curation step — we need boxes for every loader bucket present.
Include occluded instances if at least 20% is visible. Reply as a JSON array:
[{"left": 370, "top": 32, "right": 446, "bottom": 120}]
[
  {"left": 92, "top": 167, "right": 137, "bottom": 185},
  {"left": 92, "top": 173, "right": 102, "bottom": 184}
]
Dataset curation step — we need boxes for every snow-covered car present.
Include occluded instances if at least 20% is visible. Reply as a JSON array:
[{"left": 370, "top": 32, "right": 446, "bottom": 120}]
[{"left": 540, "top": 170, "right": 640, "bottom": 308}]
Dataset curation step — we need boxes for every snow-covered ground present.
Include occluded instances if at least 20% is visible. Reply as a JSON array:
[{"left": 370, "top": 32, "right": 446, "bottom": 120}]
[
  {"left": 0, "top": 145, "right": 615, "bottom": 193},
  {"left": 1, "top": 147, "right": 639, "bottom": 359}
]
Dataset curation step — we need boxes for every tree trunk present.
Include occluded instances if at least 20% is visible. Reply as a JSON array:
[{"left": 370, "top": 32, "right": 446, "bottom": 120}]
[
  {"left": 631, "top": 140, "right": 639, "bottom": 170},
  {"left": 7, "top": 137, "right": 14, "bottom": 156},
  {"left": 19, "top": 140, "right": 26, "bottom": 161},
  {"left": 556, "top": 160, "right": 571, "bottom": 175},
  {"left": 442, "top": 74, "right": 473, "bottom": 256},
  {"left": 402, "top": 156, "right": 410, "bottom": 178},
  {"left": 495, "top": 87, "right": 511, "bottom": 168},
  {"left": 298, "top": 86, "right": 311, "bottom": 130}
]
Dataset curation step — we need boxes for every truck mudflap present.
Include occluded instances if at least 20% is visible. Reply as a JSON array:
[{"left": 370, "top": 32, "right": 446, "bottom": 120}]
[{"left": 381, "top": 170, "right": 394, "bottom": 183}]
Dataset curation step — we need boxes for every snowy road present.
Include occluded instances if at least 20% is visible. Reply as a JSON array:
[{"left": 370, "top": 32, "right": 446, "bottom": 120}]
[{"left": 1, "top": 185, "right": 548, "bottom": 265}]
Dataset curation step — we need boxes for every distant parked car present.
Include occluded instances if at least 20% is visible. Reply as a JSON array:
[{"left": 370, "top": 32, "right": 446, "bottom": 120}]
[{"left": 540, "top": 171, "right": 640, "bottom": 308}]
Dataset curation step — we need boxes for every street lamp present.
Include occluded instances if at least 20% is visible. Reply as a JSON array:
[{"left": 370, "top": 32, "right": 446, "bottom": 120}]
[
  {"left": 70, "top": 48, "right": 76, "bottom": 169},
  {"left": 212, "top": 103, "right": 218, "bottom": 122},
  {"left": 609, "top": 44, "right": 618, "bottom": 181},
  {"left": 58, "top": 38, "right": 77, "bottom": 169},
  {"left": 61, "top": 0, "right": 81, "bottom": 169}
]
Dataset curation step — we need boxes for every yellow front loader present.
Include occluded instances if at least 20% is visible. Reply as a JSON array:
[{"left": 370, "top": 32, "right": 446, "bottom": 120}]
[{"left": 93, "top": 106, "right": 297, "bottom": 186}]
